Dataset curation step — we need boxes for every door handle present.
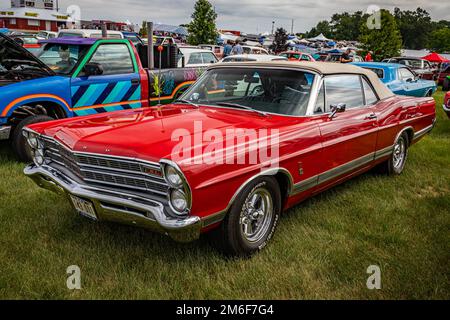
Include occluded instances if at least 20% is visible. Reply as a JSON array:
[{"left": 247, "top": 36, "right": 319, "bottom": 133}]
[
  {"left": 365, "top": 113, "right": 377, "bottom": 120},
  {"left": 131, "top": 79, "right": 140, "bottom": 85}
]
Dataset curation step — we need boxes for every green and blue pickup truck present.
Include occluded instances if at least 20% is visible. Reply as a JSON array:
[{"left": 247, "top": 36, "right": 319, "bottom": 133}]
[{"left": 0, "top": 33, "right": 206, "bottom": 160}]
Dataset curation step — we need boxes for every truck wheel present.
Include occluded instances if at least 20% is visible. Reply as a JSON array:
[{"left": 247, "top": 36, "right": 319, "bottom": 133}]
[
  {"left": 443, "top": 78, "right": 450, "bottom": 91},
  {"left": 211, "top": 177, "right": 281, "bottom": 257},
  {"left": 379, "top": 132, "right": 409, "bottom": 176},
  {"left": 11, "top": 115, "right": 53, "bottom": 162}
]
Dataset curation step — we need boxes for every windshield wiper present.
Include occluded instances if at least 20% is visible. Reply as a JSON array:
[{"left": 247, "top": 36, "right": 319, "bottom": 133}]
[
  {"left": 215, "top": 102, "right": 267, "bottom": 117},
  {"left": 173, "top": 99, "right": 199, "bottom": 108}
]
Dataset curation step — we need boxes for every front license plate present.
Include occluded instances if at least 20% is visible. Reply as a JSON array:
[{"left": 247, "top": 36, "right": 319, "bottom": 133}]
[{"left": 70, "top": 195, "right": 97, "bottom": 220}]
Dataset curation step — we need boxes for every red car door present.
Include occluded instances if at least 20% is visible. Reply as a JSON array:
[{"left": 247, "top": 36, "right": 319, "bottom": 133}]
[{"left": 313, "top": 75, "right": 379, "bottom": 191}]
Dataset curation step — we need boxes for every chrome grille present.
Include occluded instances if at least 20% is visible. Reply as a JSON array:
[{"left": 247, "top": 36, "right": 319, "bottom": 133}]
[{"left": 42, "top": 137, "right": 168, "bottom": 196}]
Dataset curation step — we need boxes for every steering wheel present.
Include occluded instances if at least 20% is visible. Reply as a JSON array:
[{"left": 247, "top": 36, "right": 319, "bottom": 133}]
[
  {"left": 68, "top": 57, "right": 78, "bottom": 66},
  {"left": 249, "top": 85, "right": 264, "bottom": 96}
]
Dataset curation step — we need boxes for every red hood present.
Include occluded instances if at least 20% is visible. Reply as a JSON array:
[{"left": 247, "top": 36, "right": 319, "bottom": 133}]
[{"left": 30, "top": 105, "right": 300, "bottom": 163}]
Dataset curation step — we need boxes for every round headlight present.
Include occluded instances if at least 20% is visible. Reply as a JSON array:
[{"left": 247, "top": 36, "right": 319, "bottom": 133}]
[
  {"left": 33, "top": 145, "right": 45, "bottom": 166},
  {"left": 170, "top": 189, "right": 188, "bottom": 214},
  {"left": 165, "top": 165, "right": 183, "bottom": 188},
  {"left": 27, "top": 132, "right": 39, "bottom": 149}
]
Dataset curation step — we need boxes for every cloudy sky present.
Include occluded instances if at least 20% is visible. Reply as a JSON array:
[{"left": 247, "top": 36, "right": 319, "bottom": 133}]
[{"left": 59, "top": 0, "right": 450, "bottom": 33}]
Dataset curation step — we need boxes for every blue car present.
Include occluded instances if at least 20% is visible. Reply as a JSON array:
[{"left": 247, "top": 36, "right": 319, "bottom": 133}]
[{"left": 352, "top": 62, "right": 437, "bottom": 97}]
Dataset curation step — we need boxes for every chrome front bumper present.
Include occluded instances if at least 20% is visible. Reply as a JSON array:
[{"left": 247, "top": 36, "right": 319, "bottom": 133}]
[
  {"left": 0, "top": 125, "right": 11, "bottom": 140},
  {"left": 24, "top": 164, "right": 202, "bottom": 243}
]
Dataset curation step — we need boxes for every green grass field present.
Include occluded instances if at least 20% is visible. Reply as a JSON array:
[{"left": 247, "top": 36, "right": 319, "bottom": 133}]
[{"left": 0, "top": 89, "right": 449, "bottom": 300}]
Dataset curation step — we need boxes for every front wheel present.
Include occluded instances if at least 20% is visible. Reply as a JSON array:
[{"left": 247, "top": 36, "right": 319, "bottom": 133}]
[
  {"left": 11, "top": 115, "right": 53, "bottom": 162},
  {"left": 211, "top": 177, "right": 281, "bottom": 257},
  {"left": 379, "top": 132, "right": 409, "bottom": 175}
]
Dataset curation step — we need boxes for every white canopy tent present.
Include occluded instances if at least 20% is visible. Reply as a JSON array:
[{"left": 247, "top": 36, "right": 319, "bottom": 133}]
[
  {"left": 308, "top": 33, "right": 332, "bottom": 42},
  {"left": 219, "top": 33, "right": 240, "bottom": 42}
]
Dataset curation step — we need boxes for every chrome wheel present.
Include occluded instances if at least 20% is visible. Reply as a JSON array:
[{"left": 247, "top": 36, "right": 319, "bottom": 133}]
[
  {"left": 393, "top": 136, "right": 406, "bottom": 170},
  {"left": 240, "top": 187, "right": 273, "bottom": 243}
]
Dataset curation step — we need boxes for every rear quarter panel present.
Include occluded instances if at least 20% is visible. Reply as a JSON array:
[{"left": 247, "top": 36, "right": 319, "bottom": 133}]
[{"left": 374, "top": 95, "right": 435, "bottom": 152}]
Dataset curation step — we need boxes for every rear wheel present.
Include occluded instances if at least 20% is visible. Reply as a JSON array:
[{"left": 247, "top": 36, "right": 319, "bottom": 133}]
[
  {"left": 11, "top": 115, "right": 53, "bottom": 162},
  {"left": 211, "top": 177, "right": 281, "bottom": 257},
  {"left": 379, "top": 132, "right": 409, "bottom": 175}
]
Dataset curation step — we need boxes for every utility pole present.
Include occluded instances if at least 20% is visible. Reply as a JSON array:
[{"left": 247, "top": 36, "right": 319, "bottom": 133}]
[
  {"left": 101, "top": 22, "right": 107, "bottom": 38},
  {"left": 291, "top": 19, "right": 294, "bottom": 35},
  {"left": 147, "top": 21, "right": 154, "bottom": 70}
]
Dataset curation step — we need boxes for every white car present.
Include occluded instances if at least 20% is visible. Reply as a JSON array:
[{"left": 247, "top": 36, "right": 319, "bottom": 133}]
[
  {"left": 57, "top": 29, "right": 124, "bottom": 39},
  {"left": 220, "top": 54, "right": 288, "bottom": 63},
  {"left": 242, "top": 46, "right": 269, "bottom": 55},
  {"left": 178, "top": 47, "right": 219, "bottom": 67},
  {"left": 35, "top": 31, "right": 57, "bottom": 40}
]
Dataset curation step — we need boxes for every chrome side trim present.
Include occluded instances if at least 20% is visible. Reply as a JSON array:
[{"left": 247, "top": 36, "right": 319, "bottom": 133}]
[
  {"left": 0, "top": 126, "right": 12, "bottom": 140},
  {"left": 292, "top": 176, "right": 317, "bottom": 195},
  {"left": 413, "top": 124, "right": 434, "bottom": 141},
  {"left": 291, "top": 152, "right": 376, "bottom": 196},
  {"left": 202, "top": 210, "right": 227, "bottom": 228},
  {"left": 318, "top": 153, "right": 374, "bottom": 185},
  {"left": 374, "top": 145, "right": 394, "bottom": 160}
]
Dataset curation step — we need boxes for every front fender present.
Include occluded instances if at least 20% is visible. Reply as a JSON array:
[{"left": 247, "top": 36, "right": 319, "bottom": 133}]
[{"left": 0, "top": 76, "right": 72, "bottom": 118}]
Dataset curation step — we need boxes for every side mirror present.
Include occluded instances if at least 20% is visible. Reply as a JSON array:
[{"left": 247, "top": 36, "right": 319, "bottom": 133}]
[
  {"left": 83, "top": 62, "right": 103, "bottom": 76},
  {"left": 13, "top": 38, "right": 24, "bottom": 47},
  {"left": 191, "top": 93, "right": 200, "bottom": 102},
  {"left": 329, "top": 103, "right": 346, "bottom": 119},
  {"left": 406, "top": 78, "right": 413, "bottom": 83}
]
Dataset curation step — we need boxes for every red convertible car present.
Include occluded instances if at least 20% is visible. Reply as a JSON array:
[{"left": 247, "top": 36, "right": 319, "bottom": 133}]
[{"left": 23, "top": 62, "right": 436, "bottom": 256}]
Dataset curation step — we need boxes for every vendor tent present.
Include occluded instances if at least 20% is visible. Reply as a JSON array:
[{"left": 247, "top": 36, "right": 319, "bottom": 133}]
[
  {"left": 308, "top": 33, "right": 332, "bottom": 42},
  {"left": 422, "top": 52, "right": 450, "bottom": 63},
  {"left": 327, "top": 48, "right": 343, "bottom": 54},
  {"left": 219, "top": 32, "right": 239, "bottom": 42},
  {"left": 153, "top": 24, "right": 188, "bottom": 36}
]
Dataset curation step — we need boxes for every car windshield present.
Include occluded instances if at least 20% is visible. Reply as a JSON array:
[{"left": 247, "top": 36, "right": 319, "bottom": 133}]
[
  {"left": 405, "top": 60, "right": 422, "bottom": 68},
  {"left": 181, "top": 68, "right": 316, "bottom": 116},
  {"left": 37, "top": 43, "right": 90, "bottom": 75},
  {"left": 363, "top": 67, "right": 384, "bottom": 79}
]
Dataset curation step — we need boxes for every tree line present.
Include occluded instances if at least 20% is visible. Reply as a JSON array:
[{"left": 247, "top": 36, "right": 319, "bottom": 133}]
[{"left": 302, "top": 7, "right": 450, "bottom": 53}]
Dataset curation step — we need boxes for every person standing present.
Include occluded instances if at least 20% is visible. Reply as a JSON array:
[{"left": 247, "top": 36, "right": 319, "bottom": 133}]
[
  {"left": 232, "top": 40, "right": 243, "bottom": 55},
  {"left": 365, "top": 51, "right": 374, "bottom": 62},
  {"left": 223, "top": 41, "right": 233, "bottom": 57},
  {"left": 340, "top": 49, "right": 354, "bottom": 63}
]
